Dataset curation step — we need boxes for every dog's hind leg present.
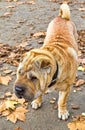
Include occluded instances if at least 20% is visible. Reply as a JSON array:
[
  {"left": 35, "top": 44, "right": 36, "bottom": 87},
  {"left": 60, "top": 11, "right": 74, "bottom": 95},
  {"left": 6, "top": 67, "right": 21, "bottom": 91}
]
[{"left": 58, "top": 88, "right": 70, "bottom": 120}]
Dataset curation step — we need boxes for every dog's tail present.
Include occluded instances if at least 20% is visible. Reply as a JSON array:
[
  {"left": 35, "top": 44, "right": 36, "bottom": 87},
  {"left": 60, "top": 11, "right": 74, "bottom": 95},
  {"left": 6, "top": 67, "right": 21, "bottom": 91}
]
[{"left": 59, "top": 2, "right": 70, "bottom": 20}]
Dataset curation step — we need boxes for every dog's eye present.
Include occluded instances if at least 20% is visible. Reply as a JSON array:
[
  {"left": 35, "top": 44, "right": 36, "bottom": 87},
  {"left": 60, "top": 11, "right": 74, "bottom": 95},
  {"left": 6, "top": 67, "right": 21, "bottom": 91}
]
[
  {"left": 18, "top": 69, "right": 24, "bottom": 75},
  {"left": 30, "top": 76, "right": 37, "bottom": 81}
]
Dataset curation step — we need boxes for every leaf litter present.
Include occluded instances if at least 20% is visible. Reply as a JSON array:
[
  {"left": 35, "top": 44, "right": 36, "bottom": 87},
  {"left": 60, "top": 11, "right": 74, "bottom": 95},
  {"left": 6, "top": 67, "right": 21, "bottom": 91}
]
[
  {"left": 0, "top": 93, "right": 29, "bottom": 123},
  {"left": 0, "top": 75, "right": 12, "bottom": 86},
  {"left": 67, "top": 114, "right": 85, "bottom": 130}
]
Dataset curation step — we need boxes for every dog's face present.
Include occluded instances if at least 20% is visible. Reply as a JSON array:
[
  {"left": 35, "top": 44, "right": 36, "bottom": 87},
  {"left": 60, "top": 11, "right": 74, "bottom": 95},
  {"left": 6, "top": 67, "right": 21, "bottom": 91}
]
[{"left": 14, "top": 49, "right": 56, "bottom": 101}]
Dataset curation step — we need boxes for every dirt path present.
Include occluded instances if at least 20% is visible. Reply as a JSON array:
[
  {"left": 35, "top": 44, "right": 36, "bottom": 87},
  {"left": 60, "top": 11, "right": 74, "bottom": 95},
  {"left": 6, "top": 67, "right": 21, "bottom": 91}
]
[{"left": 0, "top": 0, "right": 85, "bottom": 130}]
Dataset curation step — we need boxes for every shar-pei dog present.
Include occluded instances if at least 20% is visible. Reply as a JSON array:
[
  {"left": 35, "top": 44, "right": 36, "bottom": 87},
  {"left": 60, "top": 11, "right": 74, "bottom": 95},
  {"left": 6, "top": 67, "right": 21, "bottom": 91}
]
[{"left": 14, "top": 2, "right": 78, "bottom": 120}]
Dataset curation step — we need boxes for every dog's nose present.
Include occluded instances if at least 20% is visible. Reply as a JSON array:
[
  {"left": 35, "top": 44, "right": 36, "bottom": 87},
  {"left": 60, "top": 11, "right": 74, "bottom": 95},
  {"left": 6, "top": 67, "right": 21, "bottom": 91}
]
[{"left": 15, "top": 86, "right": 25, "bottom": 96}]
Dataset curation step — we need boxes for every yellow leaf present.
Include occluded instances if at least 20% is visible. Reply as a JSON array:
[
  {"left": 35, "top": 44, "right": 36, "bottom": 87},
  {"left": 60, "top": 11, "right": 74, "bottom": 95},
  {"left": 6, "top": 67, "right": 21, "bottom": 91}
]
[
  {"left": 5, "top": 100, "right": 18, "bottom": 110},
  {"left": 78, "top": 66, "right": 85, "bottom": 71}
]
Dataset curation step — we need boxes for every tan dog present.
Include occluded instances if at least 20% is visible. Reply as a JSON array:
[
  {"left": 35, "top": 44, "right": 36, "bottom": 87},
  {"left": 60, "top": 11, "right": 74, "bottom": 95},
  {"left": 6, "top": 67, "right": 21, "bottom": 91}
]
[{"left": 14, "top": 2, "right": 78, "bottom": 120}]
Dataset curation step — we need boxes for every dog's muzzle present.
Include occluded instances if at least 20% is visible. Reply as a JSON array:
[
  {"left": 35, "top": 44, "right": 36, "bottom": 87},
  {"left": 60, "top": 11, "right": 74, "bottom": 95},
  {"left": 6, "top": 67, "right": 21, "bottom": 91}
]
[
  {"left": 15, "top": 86, "right": 25, "bottom": 98},
  {"left": 14, "top": 84, "right": 34, "bottom": 101}
]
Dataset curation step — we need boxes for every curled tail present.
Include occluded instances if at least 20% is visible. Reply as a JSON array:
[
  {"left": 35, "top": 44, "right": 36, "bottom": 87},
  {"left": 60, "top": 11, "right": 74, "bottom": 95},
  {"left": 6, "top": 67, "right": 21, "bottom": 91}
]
[{"left": 59, "top": 2, "right": 70, "bottom": 20}]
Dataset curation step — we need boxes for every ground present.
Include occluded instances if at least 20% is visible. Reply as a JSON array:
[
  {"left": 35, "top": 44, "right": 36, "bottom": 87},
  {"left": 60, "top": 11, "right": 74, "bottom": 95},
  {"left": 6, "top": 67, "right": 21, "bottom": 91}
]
[{"left": 0, "top": 0, "right": 85, "bottom": 130}]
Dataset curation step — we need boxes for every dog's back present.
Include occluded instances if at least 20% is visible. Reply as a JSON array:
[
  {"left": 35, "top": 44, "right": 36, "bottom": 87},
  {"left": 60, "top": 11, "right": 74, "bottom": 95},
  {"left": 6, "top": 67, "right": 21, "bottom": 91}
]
[{"left": 43, "top": 3, "right": 78, "bottom": 51}]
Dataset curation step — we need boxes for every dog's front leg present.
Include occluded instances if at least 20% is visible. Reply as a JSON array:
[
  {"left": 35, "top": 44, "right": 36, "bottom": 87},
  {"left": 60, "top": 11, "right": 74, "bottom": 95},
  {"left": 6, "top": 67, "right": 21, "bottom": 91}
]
[
  {"left": 58, "top": 88, "right": 70, "bottom": 120},
  {"left": 31, "top": 95, "right": 42, "bottom": 109}
]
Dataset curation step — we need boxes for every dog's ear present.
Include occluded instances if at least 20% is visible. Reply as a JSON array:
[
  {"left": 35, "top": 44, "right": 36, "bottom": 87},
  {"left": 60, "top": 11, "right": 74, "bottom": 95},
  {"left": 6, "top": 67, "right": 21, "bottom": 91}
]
[{"left": 34, "top": 60, "right": 51, "bottom": 74}]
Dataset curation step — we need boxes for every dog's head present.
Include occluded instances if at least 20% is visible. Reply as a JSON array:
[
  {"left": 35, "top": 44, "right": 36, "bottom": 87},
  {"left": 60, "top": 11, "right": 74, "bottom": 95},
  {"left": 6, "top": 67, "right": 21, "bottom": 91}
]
[{"left": 14, "top": 49, "right": 56, "bottom": 101}]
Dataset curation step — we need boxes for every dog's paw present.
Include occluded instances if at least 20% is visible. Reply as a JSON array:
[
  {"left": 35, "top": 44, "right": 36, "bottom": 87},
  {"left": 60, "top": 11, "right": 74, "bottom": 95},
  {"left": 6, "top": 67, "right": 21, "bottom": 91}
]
[
  {"left": 31, "top": 100, "right": 42, "bottom": 109},
  {"left": 58, "top": 109, "right": 69, "bottom": 120}
]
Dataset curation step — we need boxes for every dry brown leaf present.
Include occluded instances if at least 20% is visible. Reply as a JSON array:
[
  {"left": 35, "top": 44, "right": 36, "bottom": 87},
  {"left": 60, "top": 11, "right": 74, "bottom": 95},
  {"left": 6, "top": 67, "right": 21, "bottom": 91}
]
[
  {"left": 0, "top": 76, "right": 12, "bottom": 86},
  {"left": 0, "top": 103, "right": 6, "bottom": 113},
  {"left": 6, "top": 5, "right": 15, "bottom": 8},
  {"left": 33, "top": 31, "right": 46, "bottom": 38},
  {"left": 7, "top": 107, "right": 28, "bottom": 123},
  {"left": 75, "top": 79, "right": 85, "bottom": 87},
  {"left": 50, "top": 100, "right": 55, "bottom": 104},
  {"left": 14, "top": 127, "right": 23, "bottom": 130},
  {"left": 26, "top": 1, "right": 35, "bottom": 4},
  {"left": 50, "top": 98, "right": 56, "bottom": 104},
  {"left": 17, "top": 98, "right": 26, "bottom": 105},
  {"left": 7, "top": 0, "right": 18, "bottom": 2},
  {"left": 7, "top": 112, "right": 17, "bottom": 123},
  {"left": 71, "top": 104, "right": 80, "bottom": 110},
  {"left": 67, "top": 115, "right": 85, "bottom": 130},
  {"left": 5, "top": 92, "right": 12, "bottom": 97},
  {"left": 10, "top": 94, "right": 19, "bottom": 101},
  {"left": 3, "top": 12, "right": 12, "bottom": 17},
  {"left": 3, "top": 69, "right": 12, "bottom": 74},
  {"left": 18, "top": 42, "right": 28, "bottom": 48},
  {"left": 2, "top": 110, "right": 10, "bottom": 116},
  {"left": 79, "top": 8, "right": 85, "bottom": 11},
  {"left": 8, "top": 52, "right": 17, "bottom": 58},
  {"left": 53, "top": 104, "right": 58, "bottom": 109}
]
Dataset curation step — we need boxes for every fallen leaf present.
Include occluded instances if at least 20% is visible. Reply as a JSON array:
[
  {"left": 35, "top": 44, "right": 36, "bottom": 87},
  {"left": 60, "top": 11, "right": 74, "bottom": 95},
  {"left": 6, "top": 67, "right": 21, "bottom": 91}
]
[
  {"left": 67, "top": 115, "right": 85, "bottom": 130},
  {"left": 79, "top": 8, "right": 85, "bottom": 11},
  {"left": 10, "top": 94, "right": 18, "bottom": 101},
  {"left": 18, "top": 42, "right": 28, "bottom": 48},
  {"left": 3, "top": 69, "right": 12, "bottom": 74},
  {"left": 7, "top": 107, "right": 28, "bottom": 123},
  {"left": 17, "top": 98, "right": 26, "bottom": 105},
  {"left": 6, "top": 5, "right": 15, "bottom": 8},
  {"left": 7, "top": 0, "right": 18, "bottom": 1},
  {"left": 71, "top": 104, "right": 80, "bottom": 110},
  {"left": 5, "top": 100, "right": 18, "bottom": 110},
  {"left": 0, "top": 103, "right": 6, "bottom": 113},
  {"left": 2, "top": 110, "right": 10, "bottom": 116},
  {"left": 3, "top": 12, "right": 12, "bottom": 17},
  {"left": 78, "top": 66, "right": 85, "bottom": 71},
  {"left": 5, "top": 92, "right": 12, "bottom": 97},
  {"left": 16, "top": 2, "right": 25, "bottom": 5},
  {"left": 7, "top": 111, "right": 17, "bottom": 123},
  {"left": 76, "top": 87, "right": 82, "bottom": 91},
  {"left": 75, "top": 79, "right": 85, "bottom": 87},
  {"left": 53, "top": 104, "right": 58, "bottom": 109},
  {"left": 0, "top": 76, "right": 12, "bottom": 86},
  {"left": 33, "top": 31, "right": 46, "bottom": 38},
  {"left": 50, "top": 98, "right": 56, "bottom": 104},
  {"left": 26, "top": 1, "right": 35, "bottom": 5},
  {"left": 14, "top": 127, "right": 23, "bottom": 130}
]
